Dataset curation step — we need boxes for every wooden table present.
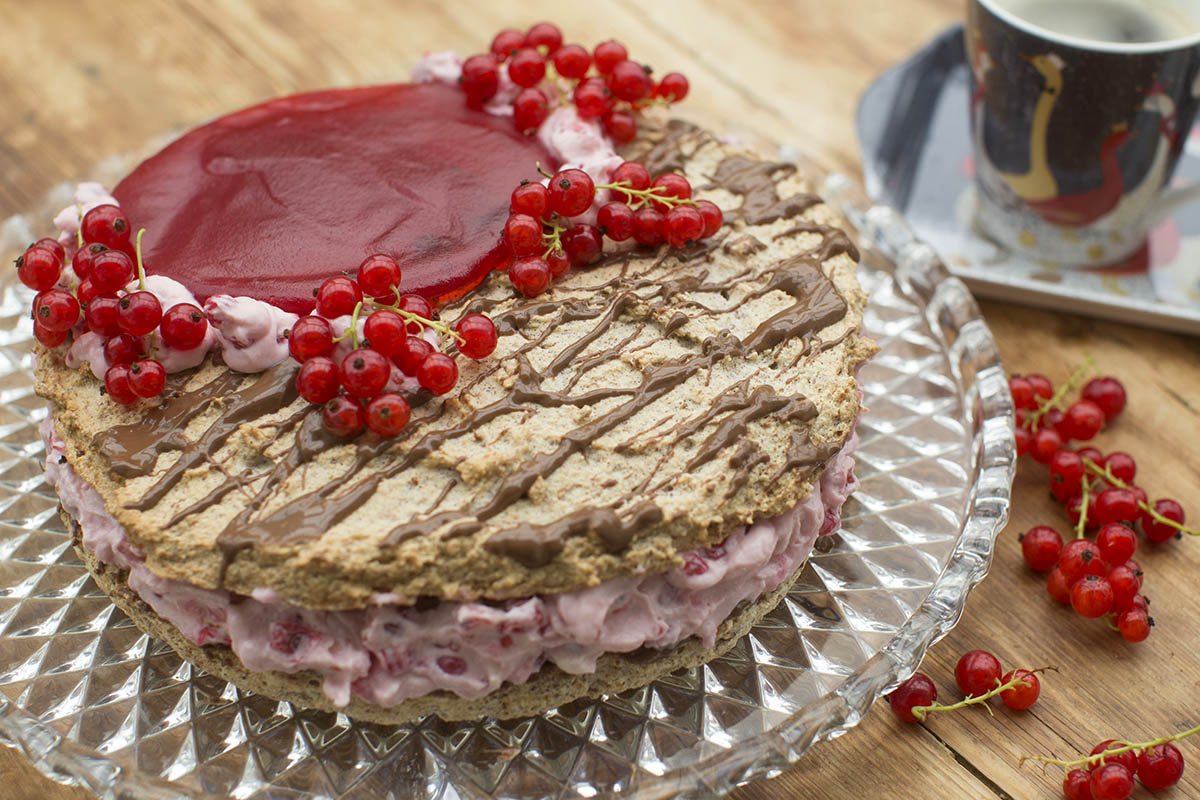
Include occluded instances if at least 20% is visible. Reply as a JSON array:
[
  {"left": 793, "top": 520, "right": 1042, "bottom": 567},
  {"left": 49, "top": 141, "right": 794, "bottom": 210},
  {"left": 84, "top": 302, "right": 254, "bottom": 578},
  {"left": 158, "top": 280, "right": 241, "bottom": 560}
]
[{"left": 2, "top": 2, "right": 1198, "bottom": 798}]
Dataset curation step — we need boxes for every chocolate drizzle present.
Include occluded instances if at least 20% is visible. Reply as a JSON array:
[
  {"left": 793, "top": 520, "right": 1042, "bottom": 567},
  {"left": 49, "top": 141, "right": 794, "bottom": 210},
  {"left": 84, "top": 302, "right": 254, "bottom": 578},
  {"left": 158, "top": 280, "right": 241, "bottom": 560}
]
[{"left": 88, "top": 126, "right": 862, "bottom": 586}]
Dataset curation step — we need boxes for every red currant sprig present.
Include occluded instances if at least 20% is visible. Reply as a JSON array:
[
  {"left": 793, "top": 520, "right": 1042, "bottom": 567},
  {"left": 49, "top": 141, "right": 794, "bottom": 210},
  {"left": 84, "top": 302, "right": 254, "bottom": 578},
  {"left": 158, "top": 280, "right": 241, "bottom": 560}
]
[
  {"left": 501, "top": 161, "right": 724, "bottom": 297},
  {"left": 1022, "top": 722, "right": 1199, "bottom": 799},
  {"left": 889, "top": 656, "right": 1050, "bottom": 723},
  {"left": 460, "top": 23, "right": 690, "bottom": 141},
  {"left": 291, "top": 255, "right": 499, "bottom": 438}
]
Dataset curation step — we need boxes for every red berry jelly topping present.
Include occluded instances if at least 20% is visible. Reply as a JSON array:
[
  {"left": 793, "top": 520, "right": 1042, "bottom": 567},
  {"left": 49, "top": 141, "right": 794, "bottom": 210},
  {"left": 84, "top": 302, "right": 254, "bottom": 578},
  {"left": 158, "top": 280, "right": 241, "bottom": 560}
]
[{"left": 113, "top": 83, "right": 553, "bottom": 314}]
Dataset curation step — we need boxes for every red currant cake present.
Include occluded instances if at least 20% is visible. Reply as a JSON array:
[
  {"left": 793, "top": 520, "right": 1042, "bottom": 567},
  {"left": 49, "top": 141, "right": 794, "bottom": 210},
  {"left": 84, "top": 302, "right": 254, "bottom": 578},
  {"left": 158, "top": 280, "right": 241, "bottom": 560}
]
[{"left": 28, "top": 23, "right": 875, "bottom": 722}]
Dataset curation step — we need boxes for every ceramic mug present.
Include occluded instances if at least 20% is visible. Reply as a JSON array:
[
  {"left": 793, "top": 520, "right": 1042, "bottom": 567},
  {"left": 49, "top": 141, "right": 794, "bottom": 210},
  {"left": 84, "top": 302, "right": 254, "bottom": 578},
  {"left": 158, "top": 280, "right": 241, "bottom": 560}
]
[{"left": 966, "top": 0, "right": 1200, "bottom": 267}]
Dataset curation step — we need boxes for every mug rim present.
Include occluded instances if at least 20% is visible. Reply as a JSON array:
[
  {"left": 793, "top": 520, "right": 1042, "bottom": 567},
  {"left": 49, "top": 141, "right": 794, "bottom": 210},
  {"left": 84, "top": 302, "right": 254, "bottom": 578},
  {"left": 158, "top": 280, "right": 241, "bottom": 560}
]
[{"left": 977, "top": 0, "right": 1200, "bottom": 54}]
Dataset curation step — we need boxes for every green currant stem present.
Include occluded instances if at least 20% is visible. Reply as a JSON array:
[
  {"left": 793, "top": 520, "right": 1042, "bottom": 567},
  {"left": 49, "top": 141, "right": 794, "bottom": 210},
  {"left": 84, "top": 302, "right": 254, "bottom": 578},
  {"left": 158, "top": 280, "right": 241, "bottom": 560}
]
[
  {"left": 1021, "top": 722, "right": 1200, "bottom": 770},
  {"left": 1075, "top": 476, "right": 1093, "bottom": 540},
  {"left": 536, "top": 162, "right": 554, "bottom": 180},
  {"left": 331, "top": 300, "right": 365, "bottom": 349},
  {"left": 75, "top": 204, "right": 85, "bottom": 249},
  {"left": 594, "top": 180, "right": 699, "bottom": 210},
  {"left": 135, "top": 228, "right": 147, "bottom": 291},
  {"left": 541, "top": 216, "right": 567, "bottom": 258},
  {"left": 1028, "top": 356, "right": 1096, "bottom": 429},
  {"left": 911, "top": 668, "right": 1053, "bottom": 722},
  {"left": 370, "top": 292, "right": 464, "bottom": 344},
  {"left": 1081, "top": 458, "right": 1200, "bottom": 535}
]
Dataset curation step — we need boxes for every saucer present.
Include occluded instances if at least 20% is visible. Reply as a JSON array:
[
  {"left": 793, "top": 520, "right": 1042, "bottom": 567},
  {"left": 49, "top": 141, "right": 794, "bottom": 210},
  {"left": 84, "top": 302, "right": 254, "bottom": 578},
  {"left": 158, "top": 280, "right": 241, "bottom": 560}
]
[{"left": 857, "top": 25, "right": 1200, "bottom": 336}]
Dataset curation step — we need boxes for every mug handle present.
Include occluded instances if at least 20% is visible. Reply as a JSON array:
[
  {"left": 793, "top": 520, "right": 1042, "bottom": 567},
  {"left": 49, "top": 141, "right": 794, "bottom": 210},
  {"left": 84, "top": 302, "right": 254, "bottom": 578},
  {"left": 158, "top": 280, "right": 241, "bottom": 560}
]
[{"left": 1147, "top": 182, "right": 1200, "bottom": 227}]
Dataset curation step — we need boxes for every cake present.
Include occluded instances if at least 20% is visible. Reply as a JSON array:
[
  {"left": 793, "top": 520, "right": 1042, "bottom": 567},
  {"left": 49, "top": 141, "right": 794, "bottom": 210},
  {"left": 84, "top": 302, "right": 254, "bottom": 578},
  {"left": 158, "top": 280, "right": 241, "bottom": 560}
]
[{"left": 26, "top": 24, "right": 876, "bottom": 724}]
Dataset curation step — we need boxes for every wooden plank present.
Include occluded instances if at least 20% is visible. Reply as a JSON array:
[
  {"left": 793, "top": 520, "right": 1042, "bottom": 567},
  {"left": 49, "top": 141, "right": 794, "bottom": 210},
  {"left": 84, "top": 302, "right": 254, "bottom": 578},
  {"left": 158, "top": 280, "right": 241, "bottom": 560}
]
[{"left": 3, "top": 1, "right": 1199, "bottom": 799}]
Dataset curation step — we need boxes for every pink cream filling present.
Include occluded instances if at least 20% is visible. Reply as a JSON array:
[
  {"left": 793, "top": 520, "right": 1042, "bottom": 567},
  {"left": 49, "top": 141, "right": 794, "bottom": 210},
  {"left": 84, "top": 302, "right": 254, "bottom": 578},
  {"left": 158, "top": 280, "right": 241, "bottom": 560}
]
[{"left": 41, "top": 415, "right": 857, "bottom": 708}]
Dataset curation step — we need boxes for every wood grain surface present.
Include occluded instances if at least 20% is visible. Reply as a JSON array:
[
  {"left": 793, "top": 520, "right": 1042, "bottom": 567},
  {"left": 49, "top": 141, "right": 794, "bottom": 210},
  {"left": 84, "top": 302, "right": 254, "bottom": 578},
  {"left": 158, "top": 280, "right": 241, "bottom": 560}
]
[{"left": 2, "top": 2, "right": 1198, "bottom": 799}]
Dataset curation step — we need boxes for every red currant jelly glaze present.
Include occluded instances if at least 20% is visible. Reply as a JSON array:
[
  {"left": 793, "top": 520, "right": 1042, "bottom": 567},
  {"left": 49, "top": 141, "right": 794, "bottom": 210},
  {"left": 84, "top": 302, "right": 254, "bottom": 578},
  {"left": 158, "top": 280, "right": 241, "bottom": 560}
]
[{"left": 113, "top": 82, "right": 554, "bottom": 314}]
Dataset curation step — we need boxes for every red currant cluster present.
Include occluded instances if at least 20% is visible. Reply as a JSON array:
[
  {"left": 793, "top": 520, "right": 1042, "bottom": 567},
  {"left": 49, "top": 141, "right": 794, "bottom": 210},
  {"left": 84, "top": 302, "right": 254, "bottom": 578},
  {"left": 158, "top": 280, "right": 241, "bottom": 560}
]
[
  {"left": 1025, "top": 723, "right": 1197, "bottom": 799},
  {"left": 461, "top": 22, "right": 689, "bottom": 141},
  {"left": 889, "top": 649, "right": 1044, "bottom": 723},
  {"left": 1012, "top": 367, "right": 1197, "bottom": 643},
  {"left": 17, "top": 205, "right": 211, "bottom": 405},
  {"left": 289, "top": 254, "right": 498, "bottom": 438},
  {"left": 503, "top": 161, "right": 723, "bottom": 296}
]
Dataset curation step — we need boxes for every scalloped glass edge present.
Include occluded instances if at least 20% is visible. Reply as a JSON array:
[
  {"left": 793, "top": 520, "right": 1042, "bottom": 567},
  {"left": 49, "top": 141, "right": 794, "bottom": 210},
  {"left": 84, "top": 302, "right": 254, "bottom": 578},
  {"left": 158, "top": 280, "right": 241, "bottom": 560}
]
[{"left": 0, "top": 146, "right": 1016, "bottom": 800}]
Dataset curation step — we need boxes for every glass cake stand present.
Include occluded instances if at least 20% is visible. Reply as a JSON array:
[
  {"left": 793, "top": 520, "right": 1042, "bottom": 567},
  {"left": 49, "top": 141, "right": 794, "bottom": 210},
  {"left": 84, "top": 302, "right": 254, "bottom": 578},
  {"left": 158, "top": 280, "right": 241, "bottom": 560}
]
[{"left": 0, "top": 144, "right": 1014, "bottom": 799}]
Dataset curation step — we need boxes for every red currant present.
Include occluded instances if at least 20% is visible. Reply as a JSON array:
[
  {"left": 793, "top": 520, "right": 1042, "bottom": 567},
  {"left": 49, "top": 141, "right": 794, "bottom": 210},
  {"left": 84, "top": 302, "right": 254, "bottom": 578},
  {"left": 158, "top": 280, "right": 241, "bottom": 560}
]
[
  {"left": 461, "top": 54, "right": 500, "bottom": 101},
  {"left": 80, "top": 204, "right": 132, "bottom": 250},
  {"left": 888, "top": 672, "right": 936, "bottom": 723},
  {"left": 72, "top": 242, "right": 108, "bottom": 281},
  {"left": 104, "top": 364, "right": 138, "bottom": 406},
  {"left": 552, "top": 43, "right": 591, "bottom": 78},
  {"left": 128, "top": 358, "right": 165, "bottom": 398},
  {"left": 315, "top": 276, "right": 362, "bottom": 318},
  {"left": 561, "top": 224, "right": 603, "bottom": 265},
  {"left": 1071, "top": 575, "right": 1115, "bottom": 618},
  {"left": 664, "top": 205, "right": 705, "bottom": 247},
  {"left": 1115, "top": 592, "right": 1148, "bottom": 616},
  {"left": 509, "top": 256, "right": 551, "bottom": 297},
  {"left": 632, "top": 207, "right": 666, "bottom": 245},
  {"left": 296, "top": 357, "right": 341, "bottom": 404},
  {"left": 357, "top": 254, "right": 401, "bottom": 299},
  {"left": 33, "top": 289, "right": 80, "bottom": 332},
  {"left": 593, "top": 40, "right": 628, "bottom": 74},
  {"left": 1031, "top": 428, "right": 1063, "bottom": 464},
  {"left": 1062, "top": 400, "right": 1105, "bottom": 441},
  {"left": 513, "top": 87, "right": 550, "bottom": 133},
  {"left": 511, "top": 181, "right": 550, "bottom": 218},
  {"left": 339, "top": 348, "right": 390, "bottom": 398},
  {"left": 396, "top": 294, "right": 434, "bottom": 334},
  {"left": 656, "top": 72, "right": 689, "bottom": 102},
  {"left": 287, "top": 315, "right": 334, "bottom": 362},
  {"left": 597, "top": 202, "right": 635, "bottom": 241},
  {"left": 455, "top": 313, "right": 498, "bottom": 359},
  {"left": 1092, "top": 489, "right": 1138, "bottom": 526},
  {"left": 1088, "top": 763, "right": 1134, "bottom": 800},
  {"left": 33, "top": 322, "right": 68, "bottom": 347},
  {"left": 1047, "top": 566, "right": 1072, "bottom": 605},
  {"left": 363, "top": 310, "right": 407, "bottom": 358},
  {"left": 394, "top": 335, "right": 434, "bottom": 377},
  {"left": 77, "top": 278, "right": 100, "bottom": 307},
  {"left": 696, "top": 199, "right": 724, "bottom": 237},
  {"left": 612, "top": 161, "right": 652, "bottom": 191},
  {"left": 1082, "top": 376, "right": 1126, "bottom": 421},
  {"left": 602, "top": 110, "right": 637, "bottom": 144},
  {"left": 1026, "top": 374, "right": 1053, "bottom": 399},
  {"left": 1090, "top": 740, "right": 1138, "bottom": 774},
  {"left": 417, "top": 352, "right": 458, "bottom": 395},
  {"left": 1046, "top": 407, "right": 1067, "bottom": 437},
  {"left": 365, "top": 392, "right": 411, "bottom": 436},
  {"left": 1049, "top": 449, "right": 1084, "bottom": 501},
  {"left": 1063, "top": 769, "right": 1092, "bottom": 800},
  {"left": 999, "top": 669, "right": 1039, "bottom": 710},
  {"left": 1142, "top": 498, "right": 1184, "bottom": 543},
  {"left": 1076, "top": 446, "right": 1103, "bottom": 466},
  {"left": 1020, "top": 525, "right": 1063, "bottom": 572},
  {"left": 504, "top": 213, "right": 544, "bottom": 255},
  {"left": 1015, "top": 425, "right": 1033, "bottom": 457},
  {"left": 490, "top": 29, "right": 525, "bottom": 61},
  {"left": 524, "top": 22, "right": 562, "bottom": 54},
  {"left": 573, "top": 77, "right": 613, "bottom": 119},
  {"left": 954, "top": 650, "right": 1002, "bottom": 696},
  {"left": 546, "top": 249, "right": 570, "bottom": 278},
  {"left": 322, "top": 396, "right": 365, "bottom": 438},
  {"left": 507, "top": 47, "right": 546, "bottom": 88},
  {"left": 84, "top": 296, "right": 122, "bottom": 338},
  {"left": 103, "top": 333, "right": 143, "bottom": 366},
  {"left": 31, "top": 237, "right": 65, "bottom": 262},
  {"left": 117, "top": 291, "right": 163, "bottom": 336},
  {"left": 1102, "top": 452, "right": 1135, "bottom": 483},
  {"left": 159, "top": 303, "right": 209, "bottom": 350},
  {"left": 89, "top": 250, "right": 135, "bottom": 294},
  {"left": 1059, "top": 539, "right": 1108, "bottom": 584},
  {"left": 607, "top": 59, "right": 653, "bottom": 101},
  {"left": 1096, "top": 523, "right": 1137, "bottom": 565},
  {"left": 17, "top": 246, "right": 61, "bottom": 292},
  {"left": 1118, "top": 608, "right": 1152, "bottom": 642},
  {"left": 548, "top": 169, "right": 595, "bottom": 217},
  {"left": 1009, "top": 376, "right": 1036, "bottom": 410},
  {"left": 650, "top": 173, "right": 693, "bottom": 210},
  {"left": 1137, "top": 743, "right": 1184, "bottom": 790}
]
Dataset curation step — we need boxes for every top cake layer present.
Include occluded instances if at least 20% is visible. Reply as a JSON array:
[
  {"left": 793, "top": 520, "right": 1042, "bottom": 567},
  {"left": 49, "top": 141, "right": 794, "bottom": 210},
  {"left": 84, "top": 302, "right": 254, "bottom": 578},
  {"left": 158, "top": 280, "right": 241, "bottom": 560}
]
[
  {"left": 37, "top": 121, "right": 874, "bottom": 610},
  {"left": 113, "top": 82, "right": 552, "bottom": 314}
]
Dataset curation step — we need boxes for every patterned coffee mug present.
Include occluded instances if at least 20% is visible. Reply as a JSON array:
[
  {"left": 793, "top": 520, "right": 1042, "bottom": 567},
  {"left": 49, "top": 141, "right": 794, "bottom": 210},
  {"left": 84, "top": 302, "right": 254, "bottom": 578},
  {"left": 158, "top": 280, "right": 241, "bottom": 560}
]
[{"left": 967, "top": 0, "right": 1200, "bottom": 266}]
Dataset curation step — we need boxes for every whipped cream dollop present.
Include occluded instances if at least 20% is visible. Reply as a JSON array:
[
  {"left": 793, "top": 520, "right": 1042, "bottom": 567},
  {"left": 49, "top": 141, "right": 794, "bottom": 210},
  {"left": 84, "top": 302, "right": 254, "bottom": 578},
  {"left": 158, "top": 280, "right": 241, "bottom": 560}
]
[{"left": 42, "top": 414, "right": 857, "bottom": 708}]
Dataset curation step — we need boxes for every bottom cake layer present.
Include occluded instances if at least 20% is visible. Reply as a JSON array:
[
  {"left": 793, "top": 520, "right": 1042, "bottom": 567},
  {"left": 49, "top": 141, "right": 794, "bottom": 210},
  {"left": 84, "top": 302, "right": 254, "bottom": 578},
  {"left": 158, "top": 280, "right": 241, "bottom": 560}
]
[{"left": 76, "top": 525, "right": 808, "bottom": 723}]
